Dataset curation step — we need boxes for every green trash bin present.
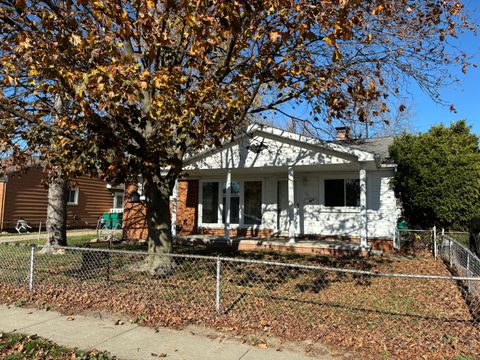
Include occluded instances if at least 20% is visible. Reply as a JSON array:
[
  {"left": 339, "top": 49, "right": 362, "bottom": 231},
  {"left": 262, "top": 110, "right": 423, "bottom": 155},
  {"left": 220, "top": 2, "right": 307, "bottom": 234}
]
[
  {"left": 397, "top": 218, "right": 408, "bottom": 230},
  {"left": 102, "top": 213, "right": 112, "bottom": 229},
  {"left": 110, "top": 212, "right": 123, "bottom": 229}
]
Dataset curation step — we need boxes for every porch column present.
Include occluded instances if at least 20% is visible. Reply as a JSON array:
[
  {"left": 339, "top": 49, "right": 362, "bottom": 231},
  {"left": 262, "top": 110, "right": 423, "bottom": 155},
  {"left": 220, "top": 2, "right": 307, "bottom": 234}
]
[
  {"left": 360, "top": 167, "right": 367, "bottom": 247},
  {"left": 224, "top": 169, "right": 232, "bottom": 240},
  {"left": 288, "top": 166, "right": 295, "bottom": 243},
  {"left": 171, "top": 179, "right": 178, "bottom": 238}
]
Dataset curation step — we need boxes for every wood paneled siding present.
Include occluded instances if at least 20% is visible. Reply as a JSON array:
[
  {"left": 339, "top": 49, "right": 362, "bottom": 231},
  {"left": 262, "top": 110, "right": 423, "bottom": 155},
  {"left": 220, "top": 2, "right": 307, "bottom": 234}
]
[{"left": 1, "top": 167, "right": 114, "bottom": 230}]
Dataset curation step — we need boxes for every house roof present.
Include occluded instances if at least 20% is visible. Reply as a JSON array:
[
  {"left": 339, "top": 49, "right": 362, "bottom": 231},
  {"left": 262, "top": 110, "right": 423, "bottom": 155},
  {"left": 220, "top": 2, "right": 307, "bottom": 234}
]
[
  {"left": 0, "top": 156, "right": 43, "bottom": 179},
  {"left": 341, "top": 136, "right": 394, "bottom": 162}
]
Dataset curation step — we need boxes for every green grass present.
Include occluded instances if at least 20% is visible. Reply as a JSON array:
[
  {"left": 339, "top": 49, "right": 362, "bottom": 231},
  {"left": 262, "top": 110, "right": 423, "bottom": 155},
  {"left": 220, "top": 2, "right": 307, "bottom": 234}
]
[
  {"left": 0, "top": 332, "right": 113, "bottom": 359},
  {"left": 15, "top": 233, "right": 100, "bottom": 247},
  {"left": 447, "top": 232, "right": 469, "bottom": 246}
]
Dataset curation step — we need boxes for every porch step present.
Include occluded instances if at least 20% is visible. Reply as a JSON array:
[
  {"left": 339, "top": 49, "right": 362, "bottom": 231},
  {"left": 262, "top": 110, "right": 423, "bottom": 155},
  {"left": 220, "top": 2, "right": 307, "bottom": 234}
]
[{"left": 174, "top": 235, "right": 372, "bottom": 256}]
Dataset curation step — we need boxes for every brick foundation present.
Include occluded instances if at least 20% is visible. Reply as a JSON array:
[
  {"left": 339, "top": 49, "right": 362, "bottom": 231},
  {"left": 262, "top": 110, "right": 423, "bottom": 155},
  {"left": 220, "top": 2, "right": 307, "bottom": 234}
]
[
  {"left": 236, "top": 243, "right": 370, "bottom": 256},
  {"left": 197, "top": 227, "right": 273, "bottom": 237},
  {"left": 123, "top": 179, "right": 199, "bottom": 240}
]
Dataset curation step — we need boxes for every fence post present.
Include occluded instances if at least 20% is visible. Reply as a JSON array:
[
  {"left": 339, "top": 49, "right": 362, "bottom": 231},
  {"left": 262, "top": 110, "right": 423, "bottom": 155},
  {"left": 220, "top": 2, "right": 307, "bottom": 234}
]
[
  {"left": 449, "top": 236, "right": 452, "bottom": 268},
  {"left": 29, "top": 245, "right": 35, "bottom": 291},
  {"left": 37, "top": 221, "right": 42, "bottom": 242},
  {"left": 216, "top": 256, "right": 221, "bottom": 315},
  {"left": 433, "top": 226, "right": 437, "bottom": 259},
  {"left": 467, "top": 252, "right": 471, "bottom": 293}
]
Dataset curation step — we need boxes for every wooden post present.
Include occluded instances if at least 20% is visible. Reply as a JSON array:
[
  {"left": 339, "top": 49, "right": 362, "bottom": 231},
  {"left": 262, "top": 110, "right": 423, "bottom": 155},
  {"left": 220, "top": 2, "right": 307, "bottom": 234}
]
[
  {"left": 433, "top": 225, "right": 437, "bottom": 259},
  {"left": 359, "top": 168, "right": 368, "bottom": 248},
  {"left": 224, "top": 170, "right": 231, "bottom": 240},
  {"left": 288, "top": 166, "right": 295, "bottom": 243},
  {"left": 171, "top": 180, "right": 178, "bottom": 238}
]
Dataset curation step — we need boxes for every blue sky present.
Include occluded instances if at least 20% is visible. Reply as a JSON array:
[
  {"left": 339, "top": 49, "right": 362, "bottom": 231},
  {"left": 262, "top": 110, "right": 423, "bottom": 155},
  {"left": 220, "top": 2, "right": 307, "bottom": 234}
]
[{"left": 407, "top": 1, "right": 480, "bottom": 135}]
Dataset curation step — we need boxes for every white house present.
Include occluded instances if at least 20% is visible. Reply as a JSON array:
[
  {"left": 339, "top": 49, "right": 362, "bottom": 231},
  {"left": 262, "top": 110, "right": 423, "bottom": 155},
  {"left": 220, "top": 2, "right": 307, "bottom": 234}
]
[{"left": 152, "top": 123, "right": 398, "bottom": 253}]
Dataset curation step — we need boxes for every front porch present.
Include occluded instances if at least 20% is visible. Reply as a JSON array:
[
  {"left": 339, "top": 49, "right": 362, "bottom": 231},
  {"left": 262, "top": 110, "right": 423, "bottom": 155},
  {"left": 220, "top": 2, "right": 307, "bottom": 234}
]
[{"left": 174, "top": 234, "right": 376, "bottom": 256}]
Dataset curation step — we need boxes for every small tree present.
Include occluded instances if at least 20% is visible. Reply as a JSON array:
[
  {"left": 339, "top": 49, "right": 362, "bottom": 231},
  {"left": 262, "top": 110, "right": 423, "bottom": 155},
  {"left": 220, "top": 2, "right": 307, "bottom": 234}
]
[
  {"left": 390, "top": 120, "right": 480, "bottom": 230},
  {"left": 0, "top": 1, "right": 474, "bottom": 272}
]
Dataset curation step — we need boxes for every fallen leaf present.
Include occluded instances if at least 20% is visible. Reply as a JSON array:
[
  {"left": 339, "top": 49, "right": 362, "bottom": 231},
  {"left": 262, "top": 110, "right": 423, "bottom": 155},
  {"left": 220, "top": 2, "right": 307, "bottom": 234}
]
[{"left": 66, "top": 316, "right": 74, "bottom": 321}]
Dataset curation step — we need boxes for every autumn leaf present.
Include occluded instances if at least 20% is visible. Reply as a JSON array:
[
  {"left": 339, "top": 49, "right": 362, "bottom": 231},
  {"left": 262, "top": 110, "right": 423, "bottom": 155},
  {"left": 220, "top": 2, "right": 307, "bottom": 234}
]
[
  {"left": 269, "top": 31, "right": 281, "bottom": 42},
  {"left": 323, "top": 36, "right": 334, "bottom": 46}
]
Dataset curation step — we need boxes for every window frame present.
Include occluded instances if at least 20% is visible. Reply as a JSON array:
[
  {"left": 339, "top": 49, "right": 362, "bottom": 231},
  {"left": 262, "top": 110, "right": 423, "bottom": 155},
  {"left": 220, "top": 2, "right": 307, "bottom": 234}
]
[
  {"left": 67, "top": 188, "right": 79, "bottom": 206},
  {"left": 113, "top": 192, "right": 124, "bottom": 210},
  {"left": 198, "top": 179, "right": 264, "bottom": 228}
]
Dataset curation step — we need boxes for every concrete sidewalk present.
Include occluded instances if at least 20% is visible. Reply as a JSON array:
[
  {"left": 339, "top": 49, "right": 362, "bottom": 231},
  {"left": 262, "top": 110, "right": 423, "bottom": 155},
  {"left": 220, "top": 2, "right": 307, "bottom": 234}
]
[{"left": 0, "top": 305, "right": 328, "bottom": 360}]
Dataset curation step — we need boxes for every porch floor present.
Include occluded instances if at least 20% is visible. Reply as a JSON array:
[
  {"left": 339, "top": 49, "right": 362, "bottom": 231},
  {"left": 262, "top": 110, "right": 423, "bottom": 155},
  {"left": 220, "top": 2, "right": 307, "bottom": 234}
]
[{"left": 174, "top": 235, "right": 374, "bottom": 256}]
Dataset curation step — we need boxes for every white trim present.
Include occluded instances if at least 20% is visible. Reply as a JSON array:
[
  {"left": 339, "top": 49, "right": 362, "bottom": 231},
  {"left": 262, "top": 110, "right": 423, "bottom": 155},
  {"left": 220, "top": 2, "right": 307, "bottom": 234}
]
[
  {"left": 171, "top": 180, "right": 178, "bottom": 237},
  {"left": 224, "top": 170, "right": 231, "bottom": 239},
  {"left": 360, "top": 167, "right": 368, "bottom": 247},
  {"left": 288, "top": 166, "right": 295, "bottom": 243}
]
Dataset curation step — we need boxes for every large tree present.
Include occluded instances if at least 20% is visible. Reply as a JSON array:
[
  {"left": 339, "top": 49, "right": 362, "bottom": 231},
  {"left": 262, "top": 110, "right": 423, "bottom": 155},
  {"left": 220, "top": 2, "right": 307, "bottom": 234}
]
[
  {"left": 0, "top": 0, "right": 474, "bottom": 271},
  {"left": 390, "top": 120, "right": 480, "bottom": 230}
]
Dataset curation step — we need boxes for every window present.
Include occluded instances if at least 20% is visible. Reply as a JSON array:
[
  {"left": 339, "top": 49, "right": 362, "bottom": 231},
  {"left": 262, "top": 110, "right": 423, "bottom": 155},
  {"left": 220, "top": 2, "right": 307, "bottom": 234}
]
[
  {"left": 345, "top": 179, "right": 360, "bottom": 206},
  {"left": 67, "top": 188, "right": 79, "bottom": 205},
  {"left": 324, "top": 179, "right": 360, "bottom": 207},
  {"left": 244, "top": 181, "right": 262, "bottom": 225},
  {"left": 113, "top": 193, "right": 124, "bottom": 209},
  {"left": 201, "top": 180, "right": 263, "bottom": 226},
  {"left": 222, "top": 181, "right": 240, "bottom": 224},
  {"left": 202, "top": 182, "right": 219, "bottom": 223}
]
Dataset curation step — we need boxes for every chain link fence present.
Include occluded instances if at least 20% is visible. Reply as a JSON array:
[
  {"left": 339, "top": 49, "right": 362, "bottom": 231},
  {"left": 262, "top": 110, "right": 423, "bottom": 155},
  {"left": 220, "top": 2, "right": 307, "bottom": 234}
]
[
  {"left": 395, "top": 229, "right": 435, "bottom": 253},
  {"left": 440, "top": 235, "right": 480, "bottom": 300},
  {"left": 1, "top": 243, "right": 480, "bottom": 358}
]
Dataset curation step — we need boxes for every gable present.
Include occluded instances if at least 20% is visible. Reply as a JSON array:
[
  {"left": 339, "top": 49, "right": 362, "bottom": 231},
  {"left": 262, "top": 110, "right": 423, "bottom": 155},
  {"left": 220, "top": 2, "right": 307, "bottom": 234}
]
[{"left": 184, "top": 131, "right": 358, "bottom": 171}]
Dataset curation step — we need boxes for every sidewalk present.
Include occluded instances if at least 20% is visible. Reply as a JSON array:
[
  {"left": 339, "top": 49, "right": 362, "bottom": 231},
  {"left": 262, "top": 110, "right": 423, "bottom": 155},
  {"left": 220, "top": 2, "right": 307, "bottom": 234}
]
[{"left": 0, "top": 305, "right": 330, "bottom": 360}]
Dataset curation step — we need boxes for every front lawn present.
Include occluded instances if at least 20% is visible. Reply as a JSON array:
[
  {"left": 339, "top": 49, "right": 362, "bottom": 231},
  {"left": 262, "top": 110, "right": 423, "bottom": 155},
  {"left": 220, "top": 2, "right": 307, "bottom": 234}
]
[
  {"left": 0, "top": 332, "right": 113, "bottom": 359},
  {"left": 0, "top": 244, "right": 478, "bottom": 359}
]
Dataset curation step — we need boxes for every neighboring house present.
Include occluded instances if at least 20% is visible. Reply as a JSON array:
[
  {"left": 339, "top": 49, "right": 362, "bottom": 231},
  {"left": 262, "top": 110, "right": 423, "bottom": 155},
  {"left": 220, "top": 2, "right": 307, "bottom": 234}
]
[
  {"left": 123, "top": 124, "right": 399, "bottom": 252},
  {"left": 0, "top": 165, "right": 124, "bottom": 231}
]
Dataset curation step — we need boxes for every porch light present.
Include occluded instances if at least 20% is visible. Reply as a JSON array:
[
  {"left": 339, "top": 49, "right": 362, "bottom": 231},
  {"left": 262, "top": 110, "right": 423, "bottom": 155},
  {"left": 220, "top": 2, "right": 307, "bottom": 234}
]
[{"left": 129, "top": 190, "right": 142, "bottom": 203}]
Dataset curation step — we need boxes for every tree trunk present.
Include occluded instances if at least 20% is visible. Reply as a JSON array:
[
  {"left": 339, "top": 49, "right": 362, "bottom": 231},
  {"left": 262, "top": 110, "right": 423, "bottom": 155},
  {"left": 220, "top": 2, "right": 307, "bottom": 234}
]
[
  {"left": 43, "top": 177, "right": 68, "bottom": 251},
  {"left": 138, "top": 172, "right": 175, "bottom": 274}
]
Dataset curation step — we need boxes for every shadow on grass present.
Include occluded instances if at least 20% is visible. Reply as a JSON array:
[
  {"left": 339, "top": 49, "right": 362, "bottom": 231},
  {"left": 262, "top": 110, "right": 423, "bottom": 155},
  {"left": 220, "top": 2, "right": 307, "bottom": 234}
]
[{"left": 221, "top": 291, "right": 474, "bottom": 326}]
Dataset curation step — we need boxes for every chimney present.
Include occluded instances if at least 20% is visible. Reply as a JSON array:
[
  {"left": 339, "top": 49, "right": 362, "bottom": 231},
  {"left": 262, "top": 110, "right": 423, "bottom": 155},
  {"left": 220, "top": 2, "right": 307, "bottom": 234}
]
[{"left": 335, "top": 126, "right": 350, "bottom": 142}]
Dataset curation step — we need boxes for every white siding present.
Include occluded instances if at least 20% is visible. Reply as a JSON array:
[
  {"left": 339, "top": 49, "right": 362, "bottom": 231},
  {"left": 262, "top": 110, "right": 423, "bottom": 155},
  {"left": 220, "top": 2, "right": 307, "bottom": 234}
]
[
  {"left": 185, "top": 134, "right": 352, "bottom": 171},
  {"left": 196, "top": 169, "right": 397, "bottom": 240}
]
